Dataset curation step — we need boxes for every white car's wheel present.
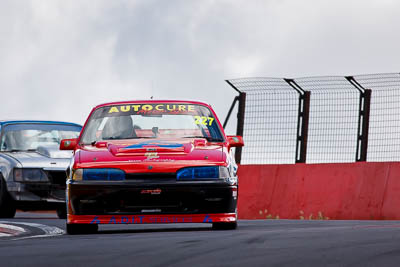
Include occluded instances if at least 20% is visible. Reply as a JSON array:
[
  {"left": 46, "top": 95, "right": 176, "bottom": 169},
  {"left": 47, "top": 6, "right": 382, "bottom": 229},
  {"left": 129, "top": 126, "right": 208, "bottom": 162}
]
[{"left": 0, "top": 177, "right": 16, "bottom": 218}]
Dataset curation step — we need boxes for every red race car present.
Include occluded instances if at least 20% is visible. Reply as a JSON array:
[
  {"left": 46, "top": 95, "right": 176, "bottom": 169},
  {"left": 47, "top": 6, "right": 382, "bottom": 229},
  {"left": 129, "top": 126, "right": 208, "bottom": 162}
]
[{"left": 61, "top": 100, "right": 244, "bottom": 234}]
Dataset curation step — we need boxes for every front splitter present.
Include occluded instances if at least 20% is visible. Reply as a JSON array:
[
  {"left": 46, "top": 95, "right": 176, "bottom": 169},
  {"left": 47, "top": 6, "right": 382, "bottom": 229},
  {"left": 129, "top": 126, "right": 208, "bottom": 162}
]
[{"left": 67, "top": 213, "right": 236, "bottom": 224}]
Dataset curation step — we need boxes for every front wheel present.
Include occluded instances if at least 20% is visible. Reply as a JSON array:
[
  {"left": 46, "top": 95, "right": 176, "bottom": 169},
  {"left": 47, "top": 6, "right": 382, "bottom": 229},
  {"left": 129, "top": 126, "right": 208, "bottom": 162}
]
[
  {"left": 56, "top": 206, "right": 67, "bottom": 219},
  {"left": 212, "top": 221, "right": 237, "bottom": 230},
  {"left": 0, "top": 178, "right": 16, "bottom": 218},
  {"left": 66, "top": 223, "right": 98, "bottom": 235}
]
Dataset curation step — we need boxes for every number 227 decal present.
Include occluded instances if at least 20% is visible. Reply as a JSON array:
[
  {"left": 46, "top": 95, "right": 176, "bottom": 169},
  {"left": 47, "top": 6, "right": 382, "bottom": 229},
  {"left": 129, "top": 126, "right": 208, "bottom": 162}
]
[{"left": 194, "top": 116, "right": 214, "bottom": 126}]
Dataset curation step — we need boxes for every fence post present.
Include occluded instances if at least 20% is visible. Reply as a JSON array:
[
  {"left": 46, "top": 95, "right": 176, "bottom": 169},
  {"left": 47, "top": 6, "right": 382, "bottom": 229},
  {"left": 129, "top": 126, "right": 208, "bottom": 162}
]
[
  {"left": 284, "top": 79, "right": 311, "bottom": 163},
  {"left": 235, "top": 92, "right": 246, "bottom": 164},
  {"left": 298, "top": 91, "right": 311, "bottom": 163},
  {"left": 345, "top": 76, "right": 372, "bottom": 162},
  {"left": 225, "top": 80, "right": 246, "bottom": 164},
  {"left": 223, "top": 96, "right": 239, "bottom": 129},
  {"left": 359, "top": 89, "right": 371, "bottom": 161}
]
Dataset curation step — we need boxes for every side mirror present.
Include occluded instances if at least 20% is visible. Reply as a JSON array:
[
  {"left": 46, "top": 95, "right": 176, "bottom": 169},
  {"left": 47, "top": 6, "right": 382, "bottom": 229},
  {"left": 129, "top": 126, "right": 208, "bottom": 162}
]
[
  {"left": 60, "top": 138, "right": 78, "bottom": 150},
  {"left": 227, "top": 135, "right": 244, "bottom": 147}
]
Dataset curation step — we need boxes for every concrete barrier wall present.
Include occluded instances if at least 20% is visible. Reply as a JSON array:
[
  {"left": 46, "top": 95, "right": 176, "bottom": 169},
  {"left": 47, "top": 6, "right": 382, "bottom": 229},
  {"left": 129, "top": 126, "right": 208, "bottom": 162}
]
[{"left": 237, "top": 162, "right": 400, "bottom": 220}]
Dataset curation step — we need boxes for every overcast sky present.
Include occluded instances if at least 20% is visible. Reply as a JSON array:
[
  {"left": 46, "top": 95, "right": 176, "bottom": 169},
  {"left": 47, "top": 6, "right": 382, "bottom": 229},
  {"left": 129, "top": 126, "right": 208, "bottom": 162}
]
[{"left": 1, "top": 0, "right": 400, "bottom": 134}]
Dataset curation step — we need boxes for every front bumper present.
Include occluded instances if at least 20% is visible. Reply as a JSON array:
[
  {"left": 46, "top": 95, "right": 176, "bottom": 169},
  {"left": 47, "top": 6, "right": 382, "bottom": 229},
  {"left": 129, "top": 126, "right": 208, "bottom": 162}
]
[
  {"left": 67, "top": 180, "right": 237, "bottom": 224},
  {"left": 8, "top": 182, "right": 66, "bottom": 210},
  {"left": 68, "top": 213, "right": 236, "bottom": 224},
  {"left": 8, "top": 170, "right": 67, "bottom": 203},
  {"left": 9, "top": 183, "right": 65, "bottom": 201}
]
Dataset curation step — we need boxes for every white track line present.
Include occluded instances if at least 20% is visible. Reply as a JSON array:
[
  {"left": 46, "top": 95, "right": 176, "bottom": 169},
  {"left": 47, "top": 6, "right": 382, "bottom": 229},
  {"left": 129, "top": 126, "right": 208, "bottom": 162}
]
[
  {"left": 0, "top": 223, "right": 26, "bottom": 236},
  {"left": 0, "top": 221, "right": 64, "bottom": 240},
  {"left": 0, "top": 233, "right": 11, "bottom": 237}
]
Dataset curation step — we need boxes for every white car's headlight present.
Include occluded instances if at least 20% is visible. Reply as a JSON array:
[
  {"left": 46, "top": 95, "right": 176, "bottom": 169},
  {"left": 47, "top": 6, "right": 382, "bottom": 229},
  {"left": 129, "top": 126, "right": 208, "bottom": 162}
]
[{"left": 14, "top": 168, "right": 49, "bottom": 182}]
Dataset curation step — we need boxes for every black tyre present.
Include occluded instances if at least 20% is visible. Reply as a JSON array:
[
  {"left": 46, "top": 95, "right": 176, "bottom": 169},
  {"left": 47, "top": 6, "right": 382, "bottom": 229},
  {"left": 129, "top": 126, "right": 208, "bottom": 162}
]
[
  {"left": 56, "top": 206, "right": 67, "bottom": 219},
  {"left": 66, "top": 223, "right": 98, "bottom": 235},
  {"left": 0, "top": 177, "right": 16, "bottom": 218},
  {"left": 212, "top": 221, "right": 237, "bottom": 230}
]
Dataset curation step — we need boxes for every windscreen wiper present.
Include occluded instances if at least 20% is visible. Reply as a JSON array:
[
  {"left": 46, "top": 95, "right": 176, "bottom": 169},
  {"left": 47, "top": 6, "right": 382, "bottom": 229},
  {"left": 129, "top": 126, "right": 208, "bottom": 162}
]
[
  {"left": 8, "top": 149, "right": 36, "bottom": 152},
  {"left": 183, "top": 136, "right": 224, "bottom": 142},
  {"left": 183, "top": 135, "right": 209, "bottom": 139},
  {"left": 88, "top": 136, "right": 154, "bottom": 145}
]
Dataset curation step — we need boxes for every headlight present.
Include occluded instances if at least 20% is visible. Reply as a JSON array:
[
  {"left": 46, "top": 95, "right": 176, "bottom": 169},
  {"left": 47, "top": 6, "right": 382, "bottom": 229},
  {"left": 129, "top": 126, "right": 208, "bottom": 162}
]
[
  {"left": 71, "top": 169, "right": 83, "bottom": 181},
  {"left": 176, "top": 166, "right": 230, "bottom": 180},
  {"left": 72, "top": 168, "right": 125, "bottom": 181},
  {"left": 13, "top": 168, "right": 48, "bottom": 182}
]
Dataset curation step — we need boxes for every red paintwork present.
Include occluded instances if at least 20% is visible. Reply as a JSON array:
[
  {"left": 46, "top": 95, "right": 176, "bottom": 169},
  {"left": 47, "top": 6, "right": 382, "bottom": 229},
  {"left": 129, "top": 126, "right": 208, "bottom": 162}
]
[
  {"left": 237, "top": 162, "right": 400, "bottom": 220},
  {"left": 60, "top": 138, "right": 78, "bottom": 150},
  {"left": 72, "top": 100, "right": 234, "bottom": 174},
  {"left": 67, "top": 100, "right": 243, "bottom": 225},
  {"left": 68, "top": 213, "right": 237, "bottom": 224},
  {"left": 227, "top": 135, "right": 244, "bottom": 147},
  {"left": 77, "top": 139, "right": 227, "bottom": 172}
]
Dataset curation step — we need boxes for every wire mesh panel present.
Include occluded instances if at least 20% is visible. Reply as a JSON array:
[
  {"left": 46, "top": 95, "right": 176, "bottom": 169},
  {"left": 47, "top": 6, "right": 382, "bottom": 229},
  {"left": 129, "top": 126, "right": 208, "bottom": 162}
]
[
  {"left": 227, "top": 78, "right": 299, "bottom": 164},
  {"left": 227, "top": 73, "right": 400, "bottom": 164},
  {"left": 294, "top": 76, "right": 360, "bottom": 163},
  {"left": 354, "top": 73, "right": 400, "bottom": 162}
]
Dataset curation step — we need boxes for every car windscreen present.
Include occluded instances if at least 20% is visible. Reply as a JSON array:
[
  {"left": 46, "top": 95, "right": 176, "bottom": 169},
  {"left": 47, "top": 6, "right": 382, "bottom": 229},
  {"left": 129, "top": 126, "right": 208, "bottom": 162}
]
[
  {"left": 0, "top": 123, "right": 82, "bottom": 152},
  {"left": 80, "top": 103, "right": 224, "bottom": 144}
]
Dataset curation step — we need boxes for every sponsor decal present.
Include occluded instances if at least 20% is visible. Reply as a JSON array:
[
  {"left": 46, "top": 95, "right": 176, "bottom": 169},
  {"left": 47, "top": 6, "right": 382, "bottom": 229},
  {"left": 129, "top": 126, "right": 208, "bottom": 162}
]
[
  {"left": 144, "top": 152, "right": 159, "bottom": 160},
  {"left": 123, "top": 141, "right": 183, "bottom": 149},
  {"left": 91, "top": 217, "right": 101, "bottom": 224},
  {"left": 128, "top": 159, "right": 175, "bottom": 163},
  {"left": 203, "top": 215, "right": 213, "bottom": 223},
  {"left": 89, "top": 215, "right": 193, "bottom": 224},
  {"left": 141, "top": 189, "right": 162, "bottom": 195},
  {"left": 107, "top": 104, "right": 196, "bottom": 115},
  {"left": 194, "top": 116, "right": 215, "bottom": 126}
]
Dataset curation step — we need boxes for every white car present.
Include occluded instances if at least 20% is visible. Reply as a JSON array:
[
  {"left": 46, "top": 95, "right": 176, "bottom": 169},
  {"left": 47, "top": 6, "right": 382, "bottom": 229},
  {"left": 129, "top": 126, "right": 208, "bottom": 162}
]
[{"left": 0, "top": 120, "right": 81, "bottom": 218}]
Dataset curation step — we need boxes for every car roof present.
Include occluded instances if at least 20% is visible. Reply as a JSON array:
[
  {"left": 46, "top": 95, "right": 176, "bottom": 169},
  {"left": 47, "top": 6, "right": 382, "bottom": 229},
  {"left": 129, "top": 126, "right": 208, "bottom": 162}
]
[
  {"left": 0, "top": 120, "right": 82, "bottom": 128},
  {"left": 92, "top": 100, "right": 213, "bottom": 110}
]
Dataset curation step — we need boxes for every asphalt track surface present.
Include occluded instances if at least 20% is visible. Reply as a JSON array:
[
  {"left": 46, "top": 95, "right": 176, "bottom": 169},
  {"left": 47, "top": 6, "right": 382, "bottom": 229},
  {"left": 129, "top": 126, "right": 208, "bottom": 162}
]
[{"left": 1, "top": 212, "right": 400, "bottom": 266}]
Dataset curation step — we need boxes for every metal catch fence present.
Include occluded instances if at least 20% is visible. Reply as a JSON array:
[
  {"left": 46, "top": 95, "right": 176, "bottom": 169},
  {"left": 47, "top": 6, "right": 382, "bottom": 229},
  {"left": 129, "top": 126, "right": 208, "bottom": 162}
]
[{"left": 225, "top": 73, "right": 400, "bottom": 164}]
